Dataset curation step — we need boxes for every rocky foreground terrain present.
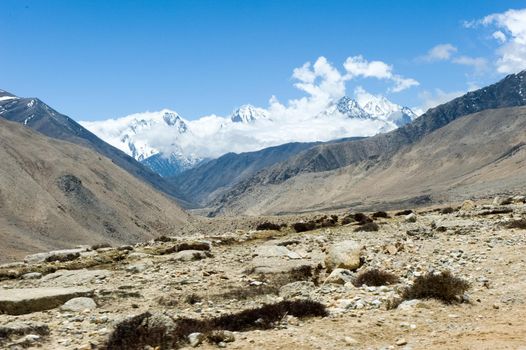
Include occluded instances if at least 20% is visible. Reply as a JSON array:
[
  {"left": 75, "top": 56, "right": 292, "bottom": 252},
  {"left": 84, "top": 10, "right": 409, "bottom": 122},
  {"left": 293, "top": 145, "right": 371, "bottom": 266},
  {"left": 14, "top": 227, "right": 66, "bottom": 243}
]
[{"left": 1, "top": 196, "right": 526, "bottom": 349}]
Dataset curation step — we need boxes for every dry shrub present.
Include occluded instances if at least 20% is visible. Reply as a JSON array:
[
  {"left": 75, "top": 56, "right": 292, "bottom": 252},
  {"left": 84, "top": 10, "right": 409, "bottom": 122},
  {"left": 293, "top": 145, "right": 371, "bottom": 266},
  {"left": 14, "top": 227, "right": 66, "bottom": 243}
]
[
  {"left": 503, "top": 219, "right": 526, "bottom": 229},
  {"left": 372, "top": 211, "right": 389, "bottom": 219},
  {"left": 256, "top": 222, "right": 282, "bottom": 231},
  {"left": 217, "top": 284, "right": 280, "bottom": 301},
  {"left": 154, "top": 235, "right": 173, "bottom": 243},
  {"left": 353, "top": 269, "right": 399, "bottom": 287},
  {"left": 351, "top": 213, "right": 373, "bottom": 225},
  {"left": 341, "top": 215, "right": 354, "bottom": 225},
  {"left": 106, "top": 300, "right": 328, "bottom": 349},
  {"left": 440, "top": 207, "right": 456, "bottom": 214},
  {"left": 353, "top": 222, "right": 379, "bottom": 232},
  {"left": 185, "top": 293, "right": 202, "bottom": 305},
  {"left": 395, "top": 209, "right": 413, "bottom": 216},
  {"left": 91, "top": 243, "right": 112, "bottom": 250},
  {"left": 292, "top": 221, "right": 317, "bottom": 233},
  {"left": 402, "top": 271, "right": 470, "bottom": 303}
]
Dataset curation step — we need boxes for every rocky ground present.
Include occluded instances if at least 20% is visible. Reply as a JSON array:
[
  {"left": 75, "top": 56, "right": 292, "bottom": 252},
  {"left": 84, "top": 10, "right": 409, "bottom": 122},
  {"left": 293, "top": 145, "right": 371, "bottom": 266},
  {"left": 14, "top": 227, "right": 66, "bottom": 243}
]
[{"left": 1, "top": 196, "right": 526, "bottom": 349}]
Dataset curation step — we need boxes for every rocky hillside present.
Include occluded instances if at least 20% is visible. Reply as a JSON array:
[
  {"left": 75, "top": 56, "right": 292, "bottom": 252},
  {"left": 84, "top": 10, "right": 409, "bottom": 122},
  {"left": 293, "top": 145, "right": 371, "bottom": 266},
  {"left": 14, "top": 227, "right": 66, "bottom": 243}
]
[
  {"left": 0, "top": 118, "right": 192, "bottom": 262},
  {"left": 0, "top": 198, "right": 525, "bottom": 349},
  {"left": 210, "top": 72, "right": 526, "bottom": 215},
  {"left": 0, "top": 91, "right": 187, "bottom": 203}
]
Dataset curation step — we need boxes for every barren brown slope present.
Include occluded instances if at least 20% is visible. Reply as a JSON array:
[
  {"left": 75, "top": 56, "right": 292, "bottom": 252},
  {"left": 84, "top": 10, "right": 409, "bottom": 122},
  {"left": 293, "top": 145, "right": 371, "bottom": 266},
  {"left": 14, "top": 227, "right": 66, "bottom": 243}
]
[
  {"left": 0, "top": 118, "right": 193, "bottom": 262},
  {"left": 214, "top": 106, "right": 526, "bottom": 215}
]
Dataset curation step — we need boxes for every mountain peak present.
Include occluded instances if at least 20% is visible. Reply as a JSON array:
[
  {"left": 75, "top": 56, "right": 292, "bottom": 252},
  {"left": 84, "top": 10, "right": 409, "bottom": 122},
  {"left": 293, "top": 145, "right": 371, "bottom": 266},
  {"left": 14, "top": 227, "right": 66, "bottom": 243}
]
[
  {"left": 230, "top": 104, "right": 269, "bottom": 123},
  {"left": 336, "top": 96, "right": 370, "bottom": 119}
]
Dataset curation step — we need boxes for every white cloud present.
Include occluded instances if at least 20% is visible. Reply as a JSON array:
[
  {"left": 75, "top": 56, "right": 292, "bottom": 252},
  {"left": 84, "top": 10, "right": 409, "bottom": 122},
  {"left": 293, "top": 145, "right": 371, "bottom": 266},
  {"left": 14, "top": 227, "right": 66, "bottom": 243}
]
[
  {"left": 492, "top": 30, "right": 507, "bottom": 43},
  {"left": 421, "top": 43, "right": 458, "bottom": 61},
  {"left": 417, "top": 88, "right": 465, "bottom": 113},
  {"left": 83, "top": 56, "right": 419, "bottom": 159},
  {"left": 343, "top": 55, "right": 419, "bottom": 92},
  {"left": 451, "top": 55, "right": 488, "bottom": 72},
  {"left": 473, "top": 8, "right": 526, "bottom": 73}
]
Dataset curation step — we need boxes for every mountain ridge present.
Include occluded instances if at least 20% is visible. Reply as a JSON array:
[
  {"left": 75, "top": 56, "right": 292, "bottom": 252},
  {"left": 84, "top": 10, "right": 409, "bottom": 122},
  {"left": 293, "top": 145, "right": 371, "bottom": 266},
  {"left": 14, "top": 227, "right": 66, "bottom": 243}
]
[{"left": 209, "top": 70, "right": 526, "bottom": 215}]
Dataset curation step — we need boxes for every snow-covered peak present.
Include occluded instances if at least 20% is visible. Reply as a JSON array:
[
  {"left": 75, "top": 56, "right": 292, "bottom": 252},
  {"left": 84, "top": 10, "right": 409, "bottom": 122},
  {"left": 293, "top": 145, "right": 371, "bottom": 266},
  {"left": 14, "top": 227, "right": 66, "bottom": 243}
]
[
  {"left": 230, "top": 104, "right": 269, "bottom": 123},
  {"left": 336, "top": 97, "right": 370, "bottom": 119},
  {"left": 359, "top": 95, "right": 400, "bottom": 117},
  {"left": 80, "top": 109, "right": 190, "bottom": 161}
]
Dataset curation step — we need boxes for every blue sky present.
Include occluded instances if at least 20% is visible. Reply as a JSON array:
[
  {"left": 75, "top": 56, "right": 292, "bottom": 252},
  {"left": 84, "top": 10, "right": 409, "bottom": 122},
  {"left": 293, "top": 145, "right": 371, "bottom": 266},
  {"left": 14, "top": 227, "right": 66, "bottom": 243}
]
[{"left": 1, "top": 0, "right": 525, "bottom": 121}]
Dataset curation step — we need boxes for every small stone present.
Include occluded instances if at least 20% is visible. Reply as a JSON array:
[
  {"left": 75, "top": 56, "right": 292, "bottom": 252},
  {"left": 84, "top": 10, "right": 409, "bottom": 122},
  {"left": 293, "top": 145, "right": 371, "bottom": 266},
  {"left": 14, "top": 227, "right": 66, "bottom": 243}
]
[
  {"left": 22, "top": 272, "right": 42, "bottom": 280},
  {"left": 344, "top": 336, "right": 359, "bottom": 345},
  {"left": 396, "top": 338, "right": 408, "bottom": 346},
  {"left": 188, "top": 332, "right": 205, "bottom": 347},
  {"left": 405, "top": 213, "right": 417, "bottom": 223}
]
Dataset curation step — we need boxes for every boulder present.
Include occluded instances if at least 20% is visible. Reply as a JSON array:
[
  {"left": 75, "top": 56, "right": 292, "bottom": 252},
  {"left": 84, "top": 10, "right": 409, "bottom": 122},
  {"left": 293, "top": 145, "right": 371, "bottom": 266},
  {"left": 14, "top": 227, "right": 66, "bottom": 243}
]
[
  {"left": 324, "top": 240, "right": 362, "bottom": 272},
  {"left": 41, "top": 269, "right": 110, "bottom": 286},
  {"left": 405, "top": 213, "right": 417, "bottom": 223},
  {"left": 249, "top": 258, "right": 314, "bottom": 275},
  {"left": 24, "top": 248, "right": 87, "bottom": 264},
  {"left": 324, "top": 268, "right": 354, "bottom": 285},
  {"left": 22, "top": 272, "right": 42, "bottom": 280},
  {"left": 254, "top": 245, "right": 291, "bottom": 257},
  {"left": 0, "top": 287, "right": 93, "bottom": 315},
  {"left": 0, "top": 321, "right": 50, "bottom": 338},
  {"left": 169, "top": 250, "right": 211, "bottom": 262},
  {"left": 279, "top": 281, "right": 315, "bottom": 299},
  {"left": 60, "top": 297, "right": 97, "bottom": 312},
  {"left": 188, "top": 332, "right": 205, "bottom": 347},
  {"left": 460, "top": 200, "right": 475, "bottom": 211}
]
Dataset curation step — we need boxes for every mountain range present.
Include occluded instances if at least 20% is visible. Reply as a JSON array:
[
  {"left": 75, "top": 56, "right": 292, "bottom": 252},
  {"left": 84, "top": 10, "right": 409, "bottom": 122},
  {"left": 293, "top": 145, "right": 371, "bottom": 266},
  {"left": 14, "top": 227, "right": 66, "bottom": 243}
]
[
  {"left": 1, "top": 71, "right": 526, "bottom": 258},
  {"left": 207, "top": 70, "right": 526, "bottom": 215},
  {"left": 80, "top": 94, "right": 418, "bottom": 177}
]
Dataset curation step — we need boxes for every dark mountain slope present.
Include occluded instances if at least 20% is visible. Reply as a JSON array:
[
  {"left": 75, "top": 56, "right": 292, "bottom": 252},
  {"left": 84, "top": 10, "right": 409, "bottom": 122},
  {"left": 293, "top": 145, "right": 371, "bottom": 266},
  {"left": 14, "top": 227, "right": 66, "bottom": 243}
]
[{"left": 0, "top": 117, "right": 192, "bottom": 262}]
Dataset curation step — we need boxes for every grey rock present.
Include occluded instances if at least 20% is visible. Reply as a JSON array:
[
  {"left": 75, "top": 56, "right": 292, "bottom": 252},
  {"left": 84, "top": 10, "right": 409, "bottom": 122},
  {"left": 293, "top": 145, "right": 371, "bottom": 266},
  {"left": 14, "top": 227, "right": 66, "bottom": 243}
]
[
  {"left": 0, "top": 287, "right": 92, "bottom": 315},
  {"left": 0, "top": 321, "right": 50, "bottom": 338},
  {"left": 405, "top": 213, "right": 417, "bottom": 223},
  {"left": 21, "top": 272, "right": 42, "bottom": 280},
  {"left": 324, "top": 268, "right": 354, "bottom": 285},
  {"left": 60, "top": 297, "right": 97, "bottom": 312},
  {"left": 24, "top": 248, "right": 87, "bottom": 264},
  {"left": 188, "top": 332, "right": 205, "bottom": 347},
  {"left": 254, "top": 245, "right": 294, "bottom": 258},
  {"left": 169, "top": 250, "right": 211, "bottom": 262},
  {"left": 324, "top": 240, "right": 362, "bottom": 272},
  {"left": 279, "top": 281, "right": 315, "bottom": 299},
  {"left": 41, "top": 269, "right": 110, "bottom": 286}
]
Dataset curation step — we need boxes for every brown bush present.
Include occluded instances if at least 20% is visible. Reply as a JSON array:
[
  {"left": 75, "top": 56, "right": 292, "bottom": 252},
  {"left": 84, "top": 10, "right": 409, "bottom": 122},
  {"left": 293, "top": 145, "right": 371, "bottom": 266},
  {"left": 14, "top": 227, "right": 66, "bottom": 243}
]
[
  {"left": 341, "top": 215, "right": 354, "bottom": 225},
  {"left": 91, "top": 243, "right": 112, "bottom": 250},
  {"left": 353, "top": 222, "right": 379, "bottom": 232},
  {"left": 292, "top": 221, "right": 317, "bottom": 233},
  {"left": 106, "top": 300, "right": 328, "bottom": 349},
  {"left": 372, "top": 211, "right": 389, "bottom": 219},
  {"left": 440, "top": 207, "right": 456, "bottom": 214},
  {"left": 402, "top": 271, "right": 470, "bottom": 303},
  {"left": 256, "top": 222, "right": 282, "bottom": 231},
  {"left": 503, "top": 219, "right": 526, "bottom": 229},
  {"left": 351, "top": 213, "right": 373, "bottom": 225},
  {"left": 395, "top": 209, "right": 413, "bottom": 216},
  {"left": 353, "top": 269, "right": 399, "bottom": 287}
]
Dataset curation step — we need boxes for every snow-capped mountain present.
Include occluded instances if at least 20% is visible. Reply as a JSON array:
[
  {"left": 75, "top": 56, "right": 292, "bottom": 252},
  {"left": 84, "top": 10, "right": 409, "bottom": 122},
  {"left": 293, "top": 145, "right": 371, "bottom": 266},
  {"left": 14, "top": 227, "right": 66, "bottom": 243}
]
[
  {"left": 80, "top": 93, "right": 419, "bottom": 177},
  {"left": 81, "top": 109, "right": 188, "bottom": 161},
  {"left": 354, "top": 91, "right": 417, "bottom": 126},
  {"left": 230, "top": 104, "right": 270, "bottom": 123},
  {"left": 336, "top": 97, "right": 370, "bottom": 119},
  {"left": 80, "top": 109, "right": 202, "bottom": 176}
]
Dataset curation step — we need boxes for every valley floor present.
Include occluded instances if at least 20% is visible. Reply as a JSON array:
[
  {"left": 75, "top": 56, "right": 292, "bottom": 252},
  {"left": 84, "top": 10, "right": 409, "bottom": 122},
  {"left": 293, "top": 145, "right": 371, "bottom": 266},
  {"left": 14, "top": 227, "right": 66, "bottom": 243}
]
[{"left": 1, "top": 198, "right": 526, "bottom": 349}]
